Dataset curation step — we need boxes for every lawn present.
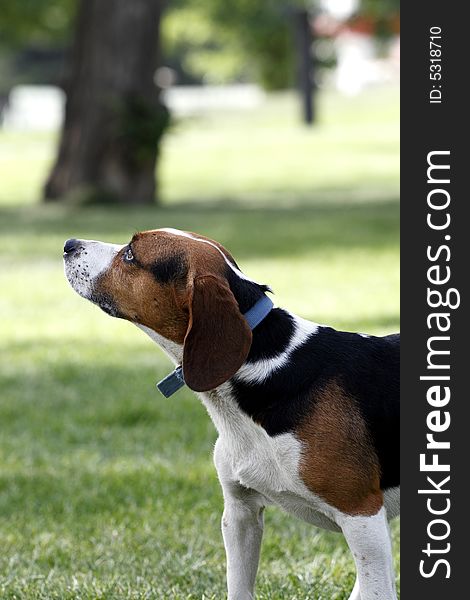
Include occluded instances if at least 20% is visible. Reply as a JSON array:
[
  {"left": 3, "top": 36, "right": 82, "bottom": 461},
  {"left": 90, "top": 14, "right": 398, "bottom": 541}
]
[{"left": 0, "top": 86, "right": 399, "bottom": 599}]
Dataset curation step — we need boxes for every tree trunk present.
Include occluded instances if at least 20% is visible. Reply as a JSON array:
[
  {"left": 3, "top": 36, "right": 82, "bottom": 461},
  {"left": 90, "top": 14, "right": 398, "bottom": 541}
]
[
  {"left": 294, "top": 9, "right": 315, "bottom": 125},
  {"left": 44, "top": 0, "right": 168, "bottom": 205}
]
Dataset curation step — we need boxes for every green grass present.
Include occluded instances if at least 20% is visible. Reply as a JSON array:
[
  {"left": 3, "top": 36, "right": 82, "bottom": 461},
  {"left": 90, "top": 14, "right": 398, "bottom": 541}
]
[{"left": 0, "top": 87, "right": 399, "bottom": 599}]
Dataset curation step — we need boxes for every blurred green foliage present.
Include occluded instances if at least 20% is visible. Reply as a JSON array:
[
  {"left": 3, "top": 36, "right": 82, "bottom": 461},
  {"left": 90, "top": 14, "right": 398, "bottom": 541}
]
[
  {"left": 0, "top": 1, "right": 75, "bottom": 93},
  {"left": 362, "top": 0, "right": 400, "bottom": 19},
  {"left": 0, "top": 0, "right": 75, "bottom": 48},
  {"left": 1, "top": 0, "right": 400, "bottom": 92},
  {"left": 163, "top": 0, "right": 295, "bottom": 89}
]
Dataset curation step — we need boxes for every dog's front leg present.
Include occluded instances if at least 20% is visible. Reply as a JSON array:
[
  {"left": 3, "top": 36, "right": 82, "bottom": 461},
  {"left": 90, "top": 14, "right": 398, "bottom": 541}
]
[
  {"left": 339, "top": 506, "right": 396, "bottom": 600},
  {"left": 214, "top": 439, "right": 265, "bottom": 600},
  {"left": 220, "top": 482, "right": 265, "bottom": 600}
]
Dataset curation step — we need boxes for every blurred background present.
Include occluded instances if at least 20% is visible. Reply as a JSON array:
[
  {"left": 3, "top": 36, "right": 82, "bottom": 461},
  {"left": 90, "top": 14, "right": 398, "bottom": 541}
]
[{"left": 0, "top": 0, "right": 399, "bottom": 598}]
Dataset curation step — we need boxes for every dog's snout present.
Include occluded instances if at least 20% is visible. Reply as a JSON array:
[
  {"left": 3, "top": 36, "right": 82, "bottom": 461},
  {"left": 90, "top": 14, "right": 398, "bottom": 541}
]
[{"left": 64, "top": 238, "right": 80, "bottom": 255}]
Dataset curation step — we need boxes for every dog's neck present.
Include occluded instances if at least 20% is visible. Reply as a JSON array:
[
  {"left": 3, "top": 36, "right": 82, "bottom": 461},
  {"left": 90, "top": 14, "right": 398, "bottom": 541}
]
[
  {"left": 136, "top": 323, "right": 184, "bottom": 365},
  {"left": 136, "top": 307, "right": 293, "bottom": 371},
  {"left": 136, "top": 308, "right": 299, "bottom": 442}
]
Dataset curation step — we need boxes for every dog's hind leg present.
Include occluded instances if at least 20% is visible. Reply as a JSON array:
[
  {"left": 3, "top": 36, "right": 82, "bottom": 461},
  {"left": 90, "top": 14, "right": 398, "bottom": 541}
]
[{"left": 339, "top": 507, "right": 397, "bottom": 600}]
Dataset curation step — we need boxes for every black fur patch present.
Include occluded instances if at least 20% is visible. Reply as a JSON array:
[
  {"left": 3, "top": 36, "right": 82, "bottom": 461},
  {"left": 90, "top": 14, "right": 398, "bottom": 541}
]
[
  {"left": 247, "top": 309, "right": 295, "bottom": 361},
  {"left": 225, "top": 266, "right": 270, "bottom": 314},
  {"left": 225, "top": 267, "right": 292, "bottom": 360},
  {"left": 231, "top": 311, "right": 400, "bottom": 490},
  {"left": 150, "top": 254, "right": 187, "bottom": 284}
]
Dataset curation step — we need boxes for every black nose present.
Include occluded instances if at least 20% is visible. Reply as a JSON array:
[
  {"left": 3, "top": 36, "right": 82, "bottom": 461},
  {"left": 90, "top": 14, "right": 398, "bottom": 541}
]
[{"left": 64, "top": 238, "right": 80, "bottom": 254}]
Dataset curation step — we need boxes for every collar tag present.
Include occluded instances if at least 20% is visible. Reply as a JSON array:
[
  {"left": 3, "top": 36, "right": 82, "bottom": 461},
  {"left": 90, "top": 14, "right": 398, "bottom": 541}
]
[
  {"left": 156, "top": 365, "right": 185, "bottom": 398},
  {"left": 156, "top": 294, "right": 273, "bottom": 397}
]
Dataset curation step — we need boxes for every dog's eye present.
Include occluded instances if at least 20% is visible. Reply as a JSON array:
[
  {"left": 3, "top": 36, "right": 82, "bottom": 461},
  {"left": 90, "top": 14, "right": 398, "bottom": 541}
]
[{"left": 123, "top": 247, "right": 134, "bottom": 263}]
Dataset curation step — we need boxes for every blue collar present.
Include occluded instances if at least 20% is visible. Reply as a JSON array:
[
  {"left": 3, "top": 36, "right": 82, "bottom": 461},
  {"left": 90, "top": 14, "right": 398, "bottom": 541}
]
[{"left": 156, "top": 294, "right": 274, "bottom": 397}]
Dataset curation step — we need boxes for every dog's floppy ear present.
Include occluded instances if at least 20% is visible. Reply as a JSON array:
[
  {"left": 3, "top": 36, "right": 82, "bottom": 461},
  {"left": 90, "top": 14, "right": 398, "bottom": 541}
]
[{"left": 183, "top": 275, "right": 252, "bottom": 392}]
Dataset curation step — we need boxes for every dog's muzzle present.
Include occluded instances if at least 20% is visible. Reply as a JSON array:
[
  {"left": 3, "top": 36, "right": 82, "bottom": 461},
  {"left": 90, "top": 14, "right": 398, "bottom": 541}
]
[{"left": 63, "top": 238, "right": 124, "bottom": 316}]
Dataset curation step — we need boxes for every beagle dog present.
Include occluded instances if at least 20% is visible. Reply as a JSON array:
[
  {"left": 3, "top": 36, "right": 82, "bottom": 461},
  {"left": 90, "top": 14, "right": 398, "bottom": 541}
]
[{"left": 63, "top": 228, "right": 399, "bottom": 600}]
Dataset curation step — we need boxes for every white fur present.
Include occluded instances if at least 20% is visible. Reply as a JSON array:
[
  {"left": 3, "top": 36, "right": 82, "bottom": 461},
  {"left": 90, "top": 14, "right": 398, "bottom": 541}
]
[
  {"left": 235, "top": 315, "right": 319, "bottom": 384},
  {"left": 63, "top": 239, "right": 123, "bottom": 299},
  {"left": 220, "top": 484, "right": 264, "bottom": 600},
  {"left": 338, "top": 508, "right": 397, "bottom": 600}
]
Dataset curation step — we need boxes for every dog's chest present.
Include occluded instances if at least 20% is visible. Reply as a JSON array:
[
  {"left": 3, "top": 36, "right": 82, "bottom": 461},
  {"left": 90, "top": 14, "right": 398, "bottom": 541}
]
[
  {"left": 204, "top": 390, "right": 304, "bottom": 494},
  {"left": 215, "top": 432, "right": 340, "bottom": 531},
  {"left": 226, "top": 431, "right": 303, "bottom": 495},
  {"left": 207, "top": 393, "right": 341, "bottom": 531}
]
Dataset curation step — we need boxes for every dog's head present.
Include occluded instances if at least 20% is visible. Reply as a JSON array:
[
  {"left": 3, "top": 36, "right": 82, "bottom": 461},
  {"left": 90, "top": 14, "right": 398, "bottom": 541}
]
[{"left": 63, "top": 228, "right": 268, "bottom": 391}]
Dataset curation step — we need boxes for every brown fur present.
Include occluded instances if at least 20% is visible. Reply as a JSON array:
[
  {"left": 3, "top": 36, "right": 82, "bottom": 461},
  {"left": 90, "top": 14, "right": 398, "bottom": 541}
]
[
  {"left": 95, "top": 230, "right": 229, "bottom": 343},
  {"left": 296, "top": 381, "right": 383, "bottom": 516},
  {"left": 183, "top": 275, "right": 252, "bottom": 391},
  {"left": 95, "top": 230, "right": 251, "bottom": 390}
]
